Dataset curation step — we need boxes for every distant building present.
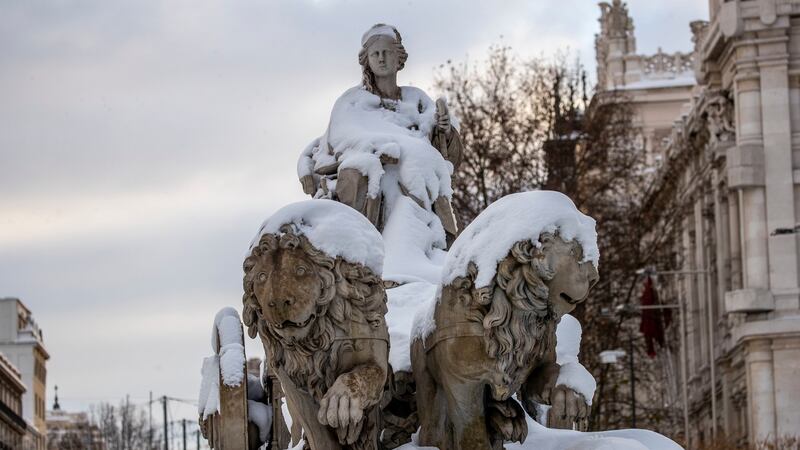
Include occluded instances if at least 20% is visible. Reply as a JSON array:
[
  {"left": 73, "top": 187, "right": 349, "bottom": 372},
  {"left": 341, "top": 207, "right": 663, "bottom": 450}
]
[
  {"left": 595, "top": 0, "right": 695, "bottom": 168},
  {"left": 46, "top": 387, "right": 104, "bottom": 450},
  {"left": 0, "top": 352, "right": 26, "bottom": 449},
  {"left": 0, "top": 298, "right": 49, "bottom": 450},
  {"left": 596, "top": 0, "right": 800, "bottom": 447}
]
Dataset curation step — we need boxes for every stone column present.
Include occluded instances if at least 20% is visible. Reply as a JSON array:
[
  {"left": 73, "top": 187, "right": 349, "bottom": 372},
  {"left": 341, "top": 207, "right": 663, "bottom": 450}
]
[
  {"left": 714, "top": 171, "right": 731, "bottom": 301},
  {"left": 719, "top": 359, "right": 733, "bottom": 437},
  {"left": 730, "top": 69, "right": 770, "bottom": 291},
  {"left": 741, "top": 188, "right": 770, "bottom": 289},
  {"left": 695, "top": 194, "right": 709, "bottom": 367},
  {"left": 759, "top": 48, "right": 799, "bottom": 310},
  {"left": 683, "top": 218, "right": 699, "bottom": 374},
  {"left": 729, "top": 190, "right": 743, "bottom": 290},
  {"left": 771, "top": 337, "right": 800, "bottom": 437},
  {"left": 745, "top": 338, "right": 776, "bottom": 443}
]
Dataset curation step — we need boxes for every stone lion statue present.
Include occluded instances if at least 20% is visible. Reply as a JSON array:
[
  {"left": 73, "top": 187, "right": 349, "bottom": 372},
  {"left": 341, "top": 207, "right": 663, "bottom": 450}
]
[
  {"left": 242, "top": 226, "right": 389, "bottom": 450},
  {"left": 411, "top": 232, "right": 599, "bottom": 450}
]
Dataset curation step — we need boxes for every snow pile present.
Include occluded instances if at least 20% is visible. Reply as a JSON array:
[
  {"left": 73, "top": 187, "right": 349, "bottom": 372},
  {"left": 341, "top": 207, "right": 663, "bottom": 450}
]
[
  {"left": 396, "top": 415, "right": 682, "bottom": 450},
  {"left": 385, "top": 281, "right": 439, "bottom": 371},
  {"left": 248, "top": 400, "right": 273, "bottom": 443},
  {"left": 198, "top": 355, "right": 220, "bottom": 420},
  {"left": 555, "top": 314, "right": 597, "bottom": 404},
  {"left": 443, "top": 191, "right": 599, "bottom": 288},
  {"left": 214, "top": 307, "right": 246, "bottom": 387},
  {"left": 249, "top": 199, "right": 384, "bottom": 275},
  {"left": 382, "top": 197, "right": 448, "bottom": 284}
]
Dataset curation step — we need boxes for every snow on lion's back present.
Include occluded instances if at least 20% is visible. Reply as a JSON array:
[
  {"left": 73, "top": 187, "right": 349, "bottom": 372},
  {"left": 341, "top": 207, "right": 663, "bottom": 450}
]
[
  {"left": 248, "top": 199, "right": 384, "bottom": 275},
  {"left": 443, "top": 190, "right": 599, "bottom": 288}
]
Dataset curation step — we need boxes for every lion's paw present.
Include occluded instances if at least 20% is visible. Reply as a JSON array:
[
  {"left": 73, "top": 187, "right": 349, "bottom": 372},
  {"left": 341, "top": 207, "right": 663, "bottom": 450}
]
[
  {"left": 547, "top": 385, "right": 589, "bottom": 431},
  {"left": 487, "top": 398, "right": 528, "bottom": 444},
  {"left": 318, "top": 380, "right": 366, "bottom": 444}
]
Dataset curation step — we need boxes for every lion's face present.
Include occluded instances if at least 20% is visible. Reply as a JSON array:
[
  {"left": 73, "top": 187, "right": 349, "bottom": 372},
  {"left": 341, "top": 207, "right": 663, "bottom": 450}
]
[
  {"left": 252, "top": 246, "right": 323, "bottom": 341},
  {"left": 541, "top": 235, "right": 599, "bottom": 317}
]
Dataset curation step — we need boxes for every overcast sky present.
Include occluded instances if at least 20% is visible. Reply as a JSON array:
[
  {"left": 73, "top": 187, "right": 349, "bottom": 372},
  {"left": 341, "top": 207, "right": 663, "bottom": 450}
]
[{"left": 0, "top": 0, "right": 706, "bottom": 431}]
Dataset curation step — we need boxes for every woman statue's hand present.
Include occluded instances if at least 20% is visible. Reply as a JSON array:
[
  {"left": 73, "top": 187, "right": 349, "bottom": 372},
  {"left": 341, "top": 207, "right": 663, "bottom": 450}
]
[{"left": 435, "top": 98, "right": 451, "bottom": 135}]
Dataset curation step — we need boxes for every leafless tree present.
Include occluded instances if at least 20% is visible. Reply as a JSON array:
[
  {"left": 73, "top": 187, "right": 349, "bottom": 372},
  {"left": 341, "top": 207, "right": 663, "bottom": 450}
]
[
  {"left": 89, "top": 400, "right": 163, "bottom": 450},
  {"left": 435, "top": 45, "right": 685, "bottom": 436}
]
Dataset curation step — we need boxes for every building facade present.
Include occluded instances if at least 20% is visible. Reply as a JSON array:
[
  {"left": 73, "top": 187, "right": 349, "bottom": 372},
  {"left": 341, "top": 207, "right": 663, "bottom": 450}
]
[
  {"left": 0, "top": 353, "right": 26, "bottom": 450},
  {"left": 595, "top": 0, "right": 696, "bottom": 167},
  {"left": 596, "top": 0, "right": 800, "bottom": 447},
  {"left": 46, "top": 390, "right": 105, "bottom": 450},
  {"left": 0, "top": 298, "right": 49, "bottom": 450}
]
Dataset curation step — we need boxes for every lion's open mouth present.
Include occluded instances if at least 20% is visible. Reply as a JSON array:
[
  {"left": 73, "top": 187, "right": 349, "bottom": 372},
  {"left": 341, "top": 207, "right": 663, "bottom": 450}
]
[
  {"left": 560, "top": 293, "right": 578, "bottom": 304},
  {"left": 273, "top": 314, "right": 316, "bottom": 329}
]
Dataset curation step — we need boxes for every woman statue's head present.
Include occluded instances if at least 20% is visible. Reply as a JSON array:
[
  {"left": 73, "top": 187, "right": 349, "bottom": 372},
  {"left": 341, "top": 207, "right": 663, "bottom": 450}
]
[{"left": 358, "top": 24, "right": 408, "bottom": 96}]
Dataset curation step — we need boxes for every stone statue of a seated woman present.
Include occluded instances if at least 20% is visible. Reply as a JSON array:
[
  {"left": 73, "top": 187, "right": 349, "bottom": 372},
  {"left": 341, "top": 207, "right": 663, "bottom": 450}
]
[{"left": 297, "top": 24, "right": 463, "bottom": 239}]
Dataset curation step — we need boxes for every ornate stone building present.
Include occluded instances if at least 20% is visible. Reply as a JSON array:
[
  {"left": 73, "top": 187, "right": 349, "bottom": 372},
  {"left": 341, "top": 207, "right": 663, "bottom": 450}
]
[
  {"left": 595, "top": 0, "right": 696, "bottom": 167},
  {"left": 0, "top": 353, "right": 26, "bottom": 450},
  {"left": 0, "top": 298, "right": 49, "bottom": 450},
  {"left": 597, "top": 0, "right": 800, "bottom": 447}
]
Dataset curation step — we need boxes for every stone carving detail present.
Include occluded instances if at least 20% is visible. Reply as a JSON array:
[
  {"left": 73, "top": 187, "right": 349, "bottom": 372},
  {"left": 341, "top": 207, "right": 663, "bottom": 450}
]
[
  {"left": 242, "top": 224, "right": 389, "bottom": 450},
  {"left": 596, "top": 0, "right": 635, "bottom": 89},
  {"left": 642, "top": 48, "right": 694, "bottom": 76},
  {"left": 411, "top": 233, "right": 599, "bottom": 450},
  {"left": 706, "top": 91, "right": 735, "bottom": 148},
  {"left": 690, "top": 20, "right": 709, "bottom": 82},
  {"left": 598, "top": 0, "right": 634, "bottom": 39}
]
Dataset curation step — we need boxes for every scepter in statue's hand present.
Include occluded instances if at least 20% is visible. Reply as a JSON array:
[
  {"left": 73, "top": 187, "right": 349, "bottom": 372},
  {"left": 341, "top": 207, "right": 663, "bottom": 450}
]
[{"left": 435, "top": 98, "right": 451, "bottom": 159}]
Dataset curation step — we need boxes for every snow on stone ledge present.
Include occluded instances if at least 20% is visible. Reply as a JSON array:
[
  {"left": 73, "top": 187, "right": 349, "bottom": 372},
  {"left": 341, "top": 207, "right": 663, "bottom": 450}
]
[
  {"left": 443, "top": 191, "right": 599, "bottom": 288},
  {"left": 248, "top": 199, "right": 384, "bottom": 275},
  {"left": 199, "top": 307, "right": 248, "bottom": 418},
  {"left": 216, "top": 309, "right": 246, "bottom": 388}
]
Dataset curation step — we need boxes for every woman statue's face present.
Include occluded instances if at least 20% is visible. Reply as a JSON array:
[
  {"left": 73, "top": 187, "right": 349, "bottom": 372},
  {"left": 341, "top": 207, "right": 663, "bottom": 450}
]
[{"left": 366, "top": 36, "right": 400, "bottom": 77}]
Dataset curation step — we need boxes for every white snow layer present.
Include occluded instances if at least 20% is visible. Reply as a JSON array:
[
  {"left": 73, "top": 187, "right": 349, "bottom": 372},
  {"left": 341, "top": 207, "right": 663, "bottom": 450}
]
[
  {"left": 198, "top": 307, "right": 245, "bottom": 418},
  {"left": 443, "top": 191, "right": 599, "bottom": 288},
  {"left": 382, "top": 197, "right": 448, "bottom": 285},
  {"left": 249, "top": 199, "right": 384, "bottom": 275},
  {"left": 385, "top": 281, "right": 439, "bottom": 371},
  {"left": 248, "top": 400, "right": 273, "bottom": 443},
  {"left": 556, "top": 314, "right": 597, "bottom": 405},
  {"left": 198, "top": 355, "right": 220, "bottom": 420},
  {"left": 396, "top": 416, "right": 682, "bottom": 450},
  {"left": 298, "top": 86, "right": 453, "bottom": 212},
  {"left": 215, "top": 309, "right": 246, "bottom": 388}
]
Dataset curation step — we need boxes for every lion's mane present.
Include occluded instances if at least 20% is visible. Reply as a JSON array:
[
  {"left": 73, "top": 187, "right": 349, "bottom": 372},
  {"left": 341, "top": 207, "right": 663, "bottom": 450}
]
[
  {"left": 453, "top": 233, "right": 579, "bottom": 389},
  {"left": 241, "top": 226, "right": 387, "bottom": 399}
]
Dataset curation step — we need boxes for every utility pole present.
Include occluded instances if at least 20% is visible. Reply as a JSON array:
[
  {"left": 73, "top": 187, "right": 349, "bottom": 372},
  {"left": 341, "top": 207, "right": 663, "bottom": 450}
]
[
  {"left": 629, "top": 332, "right": 636, "bottom": 428},
  {"left": 163, "top": 396, "right": 169, "bottom": 450},
  {"left": 125, "top": 394, "right": 131, "bottom": 450},
  {"left": 196, "top": 429, "right": 200, "bottom": 450},
  {"left": 182, "top": 419, "right": 187, "bottom": 450},
  {"left": 149, "top": 391, "right": 153, "bottom": 450}
]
